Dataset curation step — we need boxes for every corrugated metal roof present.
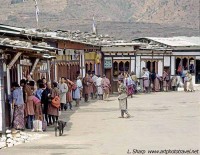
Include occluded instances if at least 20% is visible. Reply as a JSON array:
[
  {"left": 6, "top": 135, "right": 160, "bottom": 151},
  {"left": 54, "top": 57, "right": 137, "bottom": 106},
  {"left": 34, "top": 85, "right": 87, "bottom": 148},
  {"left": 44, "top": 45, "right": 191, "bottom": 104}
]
[{"left": 145, "top": 37, "right": 200, "bottom": 47}]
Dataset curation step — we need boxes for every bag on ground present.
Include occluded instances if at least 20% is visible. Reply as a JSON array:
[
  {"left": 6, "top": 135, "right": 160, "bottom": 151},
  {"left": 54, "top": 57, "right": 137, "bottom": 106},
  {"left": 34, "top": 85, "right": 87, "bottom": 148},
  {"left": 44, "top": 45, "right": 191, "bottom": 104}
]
[{"left": 32, "top": 120, "right": 43, "bottom": 132}]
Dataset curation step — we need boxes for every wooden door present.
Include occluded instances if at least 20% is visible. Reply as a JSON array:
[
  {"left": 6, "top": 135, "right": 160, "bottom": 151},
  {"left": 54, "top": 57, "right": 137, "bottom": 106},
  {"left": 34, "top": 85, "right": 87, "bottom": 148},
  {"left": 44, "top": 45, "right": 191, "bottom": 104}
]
[{"left": 105, "top": 69, "right": 113, "bottom": 93}]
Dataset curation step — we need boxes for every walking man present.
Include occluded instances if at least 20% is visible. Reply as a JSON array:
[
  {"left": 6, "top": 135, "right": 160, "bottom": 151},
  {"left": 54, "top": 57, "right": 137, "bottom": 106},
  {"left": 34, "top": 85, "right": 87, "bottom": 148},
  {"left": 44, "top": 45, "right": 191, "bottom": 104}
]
[{"left": 118, "top": 80, "right": 131, "bottom": 118}]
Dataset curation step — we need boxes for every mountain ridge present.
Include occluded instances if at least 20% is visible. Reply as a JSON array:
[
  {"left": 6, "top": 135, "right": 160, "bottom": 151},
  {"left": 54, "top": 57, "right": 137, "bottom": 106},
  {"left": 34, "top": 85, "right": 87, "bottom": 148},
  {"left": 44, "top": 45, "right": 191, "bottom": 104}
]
[{"left": 0, "top": 0, "right": 199, "bottom": 40}]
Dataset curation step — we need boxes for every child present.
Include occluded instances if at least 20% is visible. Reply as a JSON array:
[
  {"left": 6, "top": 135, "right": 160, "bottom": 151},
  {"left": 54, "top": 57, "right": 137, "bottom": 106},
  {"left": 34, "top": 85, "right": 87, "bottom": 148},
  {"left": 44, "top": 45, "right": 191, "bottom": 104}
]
[
  {"left": 171, "top": 76, "right": 178, "bottom": 91},
  {"left": 118, "top": 80, "right": 131, "bottom": 118}
]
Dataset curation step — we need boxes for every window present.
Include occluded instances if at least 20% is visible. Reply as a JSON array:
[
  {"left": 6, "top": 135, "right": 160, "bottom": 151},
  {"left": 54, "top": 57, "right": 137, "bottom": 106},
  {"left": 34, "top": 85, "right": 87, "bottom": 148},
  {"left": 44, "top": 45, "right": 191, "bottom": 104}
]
[
  {"left": 113, "top": 61, "right": 118, "bottom": 77},
  {"left": 146, "top": 60, "right": 157, "bottom": 72},
  {"left": 176, "top": 57, "right": 195, "bottom": 75},
  {"left": 176, "top": 58, "right": 181, "bottom": 74},
  {"left": 119, "top": 61, "right": 124, "bottom": 72},
  {"left": 183, "top": 58, "right": 188, "bottom": 70},
  {"left": 125, "top": 61, "right": 130, "bottom": 72},
  {"left": 189, "top": 58, "right": 195, "bottom": 73},
  {"left": 196, "top": 60, "right": 200, "bottom": 84},
  {"left": 90, "top": 63, "right": 93, "bottom": 72}
]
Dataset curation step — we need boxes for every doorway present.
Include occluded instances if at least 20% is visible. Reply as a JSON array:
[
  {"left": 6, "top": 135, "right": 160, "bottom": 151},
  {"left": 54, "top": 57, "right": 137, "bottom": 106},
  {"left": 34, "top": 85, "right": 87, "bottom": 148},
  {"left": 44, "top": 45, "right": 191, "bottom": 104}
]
[
  {"left": 196, "top": 60, "right": 200, "bottom": 84},
  {"left": 105, "top": 69, "right": 113, "bottom": 93}
]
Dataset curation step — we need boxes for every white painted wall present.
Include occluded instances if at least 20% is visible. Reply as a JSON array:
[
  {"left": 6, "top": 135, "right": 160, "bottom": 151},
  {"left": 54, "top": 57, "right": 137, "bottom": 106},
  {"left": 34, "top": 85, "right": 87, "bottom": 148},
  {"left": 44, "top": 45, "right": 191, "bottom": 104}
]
[
  {"left": 81, "top": 51, "right": 86, "bottom": 77},
  {"left": 113, "top": 57, "right": 130, "bottom": 60},
  {"left": 131, "top": 59, "right": 135, "bottom": 72},
  {"left": 173, "top": 52, "right": 200, "bottom": 56},
  {"left": 158, "top": 60, "right": 163, "bottom": 76},
  {"left": 141, "top": 56, "right": 163, "bottom": 59},
  {"left": 141, "top": 61, "right": 146, "bottom": 69},
  {"left": 171, "top": 56, "right": 175, "bottom": 75},
  {"left": 102, "top": 46, "right": 134, "bottom": 52},
  {"left": 135, "top": 56, "right": 141, "bottom": 77},
  {"left": 164, "top": 56, "right": 170, "bottom": 66}
]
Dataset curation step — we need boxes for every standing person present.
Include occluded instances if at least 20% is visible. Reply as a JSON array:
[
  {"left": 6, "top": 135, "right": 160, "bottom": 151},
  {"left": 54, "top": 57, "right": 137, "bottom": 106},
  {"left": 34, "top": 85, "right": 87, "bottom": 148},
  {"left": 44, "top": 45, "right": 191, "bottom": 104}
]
[
  {"left": 96, "top": 75, "right": 103, "bottom": 100},
  {"left": 48, "top": 82, "right": 60, "bottom": 125},
  {"left": 92, "top": 71, "right": 98, "bottom": 99},
  {"left": 186, "top": 72, "right": 194, "bottom": 92},
  {"left": 101, "top": 74, "right": 111, "bottom": 100},
  {"left": 118, "top": 72, "right": 124, "bottom": 81},
  {"left": 25, "top": 92, "right": 35, "bottom": 129},
  {"left": 73, "top": 77, "right": 83, "bottom": 107},
  {"left": 142, "top": 68, "right": 150, "bottom": 93},
  {"left": 171, "top": 76, "right": 178, "bottom": 91},
  {"left": 124, "top": 73, "right": 134, "bottom": 98},
  {"left": 154, "top": 73, "right": 161, "bottom": 92},
  {"left": 35, "top": 83, "right": 44, "bottom": 100},
  {"left": 88, "top": 72, "right": 94, "bottom": 99},
  {"left": 184, "top": 74, "right": 188, "bottom": 92},
  {"left": 130, "top": 72, "right": 137, "bottom": 94},
  {"left": 66, "top": 79, "right": 74, "bottom": 110},
  {"left": 83, "top": 73, "right": 90, "bottom": 102},
  {"left": 118, "top": 80, "right": 131, "bottom": 118},
  {"left": 59, "top": 77, "right": 68, "bottom": 111},
  {"left": 150, "top": 71, "right": 156, "bottom": 92},
  {"left": 77, "top": 76, "right": 83, "bottom": 100},
  {"left": 27, "top": 74, "right": 35, "bottom": 87},
  {"left": 12, "top": 82, "right": 25, "bottom": 130},
  {"left": 163, "top": 70, "right": 170, "bottom": 92},
  {"left": 20, "top": 79, "right": 33, "bottom": 129},
  {"left": 41, "top": 82, "right": 51, "bottom": 125},
  {"left": 32, "top": 96, "right": 43, "bottom": 121},
  {"left": 42, "top": 78, "right": 47, "bottom": 89}
]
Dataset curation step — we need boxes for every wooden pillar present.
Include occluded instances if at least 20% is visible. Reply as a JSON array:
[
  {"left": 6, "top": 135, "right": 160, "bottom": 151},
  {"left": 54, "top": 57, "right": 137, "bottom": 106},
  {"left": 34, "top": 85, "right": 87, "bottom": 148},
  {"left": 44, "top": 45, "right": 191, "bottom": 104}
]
[
  {"left": 150, "top": 61, "right": 153, "bottom": 72},
  {"left": 155, "top": 61, "right": 158, "bottom": 73}
]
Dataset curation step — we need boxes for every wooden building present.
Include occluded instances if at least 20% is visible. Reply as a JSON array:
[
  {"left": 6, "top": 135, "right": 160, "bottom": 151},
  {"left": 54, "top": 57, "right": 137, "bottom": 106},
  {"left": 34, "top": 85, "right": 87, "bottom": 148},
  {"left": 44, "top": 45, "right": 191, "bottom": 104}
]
[
  {"left": 101, "top": 42, "right": 140, "bottom": 92},
  {"left": 0, "top": 24, "right": 102, "bottom": 81},
  {"left": 0, "top": 37, "right": 56, "bottom": 133}
]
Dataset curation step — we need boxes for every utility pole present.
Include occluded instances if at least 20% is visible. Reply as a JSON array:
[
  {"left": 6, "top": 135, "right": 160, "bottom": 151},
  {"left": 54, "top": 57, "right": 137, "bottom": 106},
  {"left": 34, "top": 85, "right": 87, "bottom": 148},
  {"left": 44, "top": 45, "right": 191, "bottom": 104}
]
[{"left": 34, "top": 0, "right": 39, "bottom": 28}]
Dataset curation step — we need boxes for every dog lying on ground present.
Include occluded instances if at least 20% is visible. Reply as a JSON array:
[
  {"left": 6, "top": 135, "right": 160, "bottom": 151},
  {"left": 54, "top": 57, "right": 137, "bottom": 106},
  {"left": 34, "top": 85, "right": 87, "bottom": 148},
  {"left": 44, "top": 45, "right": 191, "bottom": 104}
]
[{"left": 55, "top": 120, "right": 67, "bottom": 136}]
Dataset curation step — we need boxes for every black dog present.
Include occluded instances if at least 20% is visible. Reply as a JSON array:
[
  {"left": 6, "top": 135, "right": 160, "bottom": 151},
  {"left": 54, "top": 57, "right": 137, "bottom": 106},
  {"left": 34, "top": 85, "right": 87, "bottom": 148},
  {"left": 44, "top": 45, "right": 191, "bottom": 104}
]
[{"left": 55, "top": 120, "right": 67, "bottom": 136}]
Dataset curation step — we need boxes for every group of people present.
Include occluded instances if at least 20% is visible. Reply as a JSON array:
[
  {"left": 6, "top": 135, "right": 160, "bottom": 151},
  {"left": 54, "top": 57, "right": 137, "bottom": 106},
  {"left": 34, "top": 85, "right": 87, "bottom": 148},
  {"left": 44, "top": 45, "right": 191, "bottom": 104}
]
[
  {"left": 82, "top": 72, "right": 111, "bottom": 102},
  {"left": 116, "top": 68, "right": 195, "bottom": 119},
  {"left": 117, "top": 67, "right": 195, "bottom": 95},
  {"left": 10, "top": 71, "right": 112, "bottom": 131},
  {"left": 9, "top": 68, "right": 195, "bottom": 130}
]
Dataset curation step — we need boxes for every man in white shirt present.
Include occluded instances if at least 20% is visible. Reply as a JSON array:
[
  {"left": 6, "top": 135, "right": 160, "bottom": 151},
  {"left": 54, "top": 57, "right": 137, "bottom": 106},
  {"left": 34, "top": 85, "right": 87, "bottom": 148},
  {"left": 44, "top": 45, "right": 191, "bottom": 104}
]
[
  {"left": 96, "top": 75, "right": 103, "bottom": 100},
  {"left": 142, "top": 67, "right": 150, "bottom": 93}
]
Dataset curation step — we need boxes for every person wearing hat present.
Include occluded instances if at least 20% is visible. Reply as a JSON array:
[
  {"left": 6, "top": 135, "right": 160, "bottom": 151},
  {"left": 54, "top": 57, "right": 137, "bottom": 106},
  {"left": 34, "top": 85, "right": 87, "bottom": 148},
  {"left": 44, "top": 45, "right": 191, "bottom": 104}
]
[
  {"left": 101, "top": 74, "right": 111, "bottom": 100},
  {"left": 118, "top": 80, "right": 131, "bottom": 118}
]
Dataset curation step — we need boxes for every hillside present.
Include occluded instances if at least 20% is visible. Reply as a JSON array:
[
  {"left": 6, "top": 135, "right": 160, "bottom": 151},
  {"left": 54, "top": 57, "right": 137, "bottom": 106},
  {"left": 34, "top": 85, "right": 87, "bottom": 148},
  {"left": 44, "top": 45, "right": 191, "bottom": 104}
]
[{"left": 0, "top": 0, "right": 199, "bottom": 40}]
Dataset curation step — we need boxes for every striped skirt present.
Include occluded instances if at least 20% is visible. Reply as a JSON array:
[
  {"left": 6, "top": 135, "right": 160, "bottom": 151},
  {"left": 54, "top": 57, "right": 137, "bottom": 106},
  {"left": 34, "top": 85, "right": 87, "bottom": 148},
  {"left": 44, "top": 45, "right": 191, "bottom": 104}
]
[{"left": 13, "top": 105, "right": 25, "bottom": 130}]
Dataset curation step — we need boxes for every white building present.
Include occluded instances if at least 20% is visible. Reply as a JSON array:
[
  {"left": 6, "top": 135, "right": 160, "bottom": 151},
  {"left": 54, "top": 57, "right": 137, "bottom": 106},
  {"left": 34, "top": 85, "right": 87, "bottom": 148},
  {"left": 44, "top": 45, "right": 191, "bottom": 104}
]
[{"left": 134, "top": 37, "right": 200, "bottom": 85}]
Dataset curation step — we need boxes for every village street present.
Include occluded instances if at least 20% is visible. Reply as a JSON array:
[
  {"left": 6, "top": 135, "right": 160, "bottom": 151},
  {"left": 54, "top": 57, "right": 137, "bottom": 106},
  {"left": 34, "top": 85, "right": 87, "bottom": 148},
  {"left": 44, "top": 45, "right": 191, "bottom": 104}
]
[{"left": 0, "top": 91, "right": 200, "bottom": 155}]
